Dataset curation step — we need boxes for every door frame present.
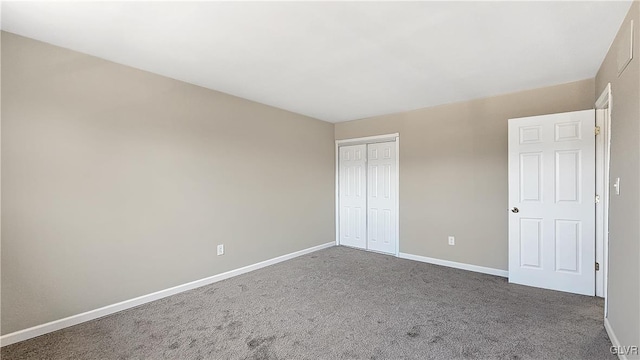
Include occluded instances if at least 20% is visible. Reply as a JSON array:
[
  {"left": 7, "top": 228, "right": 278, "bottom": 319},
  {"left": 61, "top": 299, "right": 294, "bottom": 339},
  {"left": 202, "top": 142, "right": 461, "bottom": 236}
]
[
  {"left": 335, "top": 133, "right": 400, "bottom": 256},
  {"left": 595, "top": 83, "right": 612, "bottom": 312}
]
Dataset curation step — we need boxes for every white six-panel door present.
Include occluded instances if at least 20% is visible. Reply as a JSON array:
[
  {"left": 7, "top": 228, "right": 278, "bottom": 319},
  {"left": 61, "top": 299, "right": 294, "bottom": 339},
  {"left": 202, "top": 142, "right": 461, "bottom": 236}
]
[
  {"left": 508, "top": 109, "right": 595, "bottom": 295},
  {"left": 339, "top": 144, "right": 367, "bottom": 249},
  {"left": 367, "top": 142, "right": 397, "bottom": 254}
]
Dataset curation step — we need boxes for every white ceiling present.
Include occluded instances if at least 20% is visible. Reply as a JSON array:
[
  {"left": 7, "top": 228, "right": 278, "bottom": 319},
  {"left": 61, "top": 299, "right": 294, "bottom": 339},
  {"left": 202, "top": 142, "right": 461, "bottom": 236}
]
[{"left": 1, "top": 1, "right": 633, "bottom": 123}]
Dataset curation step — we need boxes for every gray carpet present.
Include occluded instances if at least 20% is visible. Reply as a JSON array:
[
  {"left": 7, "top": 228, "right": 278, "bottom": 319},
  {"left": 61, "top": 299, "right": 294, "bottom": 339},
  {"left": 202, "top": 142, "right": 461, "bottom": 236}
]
[{"left": 2, "top": 246, "right": 612, "bottom": 359}]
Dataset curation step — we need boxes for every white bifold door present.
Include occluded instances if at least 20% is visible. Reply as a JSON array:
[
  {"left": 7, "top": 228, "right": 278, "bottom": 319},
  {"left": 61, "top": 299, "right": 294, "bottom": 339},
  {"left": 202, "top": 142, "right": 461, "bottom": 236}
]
[
  {"left": 339, "top": 144, "right": 367, "bottom": 249},
  {"left": 508, "top": 109, "right": 595, "bottom": 295},
  {"left": 339, "top": 141, "right": 397, "bottom": 255}
]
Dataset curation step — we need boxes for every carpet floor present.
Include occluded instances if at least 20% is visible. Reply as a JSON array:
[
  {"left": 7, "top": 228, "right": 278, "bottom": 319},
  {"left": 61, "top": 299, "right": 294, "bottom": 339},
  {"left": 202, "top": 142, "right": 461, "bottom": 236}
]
[{"left": 2, "top": 246, "right": 612, "bottom": 359}]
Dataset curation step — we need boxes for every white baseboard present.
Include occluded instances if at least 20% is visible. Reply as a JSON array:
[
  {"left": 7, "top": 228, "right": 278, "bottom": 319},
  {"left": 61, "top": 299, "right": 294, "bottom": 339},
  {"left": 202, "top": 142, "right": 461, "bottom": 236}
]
[
  {"left": 398, "top": 252, "right": 509, "bottom": 278},
  {"left": 0, "top": 242, "right": 334, "bottom": 347},
  {"left": 605, "top": 317, "right": 629, "bottom": 360}
]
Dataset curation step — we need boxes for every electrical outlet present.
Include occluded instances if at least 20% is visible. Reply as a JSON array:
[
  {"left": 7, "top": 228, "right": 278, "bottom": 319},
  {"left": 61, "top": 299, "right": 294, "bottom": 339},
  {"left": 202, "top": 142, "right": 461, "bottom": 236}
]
[
  {"left": 448, "top": 236, "right": 455, "bottom": 246},
  {"left": 217, "top": 244, "right": 224, "bottom": 256}
]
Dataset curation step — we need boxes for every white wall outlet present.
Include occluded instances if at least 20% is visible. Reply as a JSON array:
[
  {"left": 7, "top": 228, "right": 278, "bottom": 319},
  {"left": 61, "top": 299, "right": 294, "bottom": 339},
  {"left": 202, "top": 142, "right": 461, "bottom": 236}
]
[
  {"left": 448, "top": 236, "right": 455, "bottom": 246},
  {"left": 217, "top": 244, "right": 224, "bottom": 256}
]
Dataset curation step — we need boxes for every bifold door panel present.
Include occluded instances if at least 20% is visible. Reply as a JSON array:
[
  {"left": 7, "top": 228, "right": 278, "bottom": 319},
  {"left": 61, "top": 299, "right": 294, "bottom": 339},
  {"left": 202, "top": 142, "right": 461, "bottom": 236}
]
[
  {"left": 339, "top": 145, "right": 367, "bottom": 249},
  {"left": 367, "top": 142, "right": 397, "bottom": 255}
]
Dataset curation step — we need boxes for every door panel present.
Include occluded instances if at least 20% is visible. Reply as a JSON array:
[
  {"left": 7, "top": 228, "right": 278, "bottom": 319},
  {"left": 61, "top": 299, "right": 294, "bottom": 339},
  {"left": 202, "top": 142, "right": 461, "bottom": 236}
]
[
  {"left": 367, "top": 142, "right": 397, "bottom": 255},
  {"left": 339, "top": 145, "right": 367, "bottom": 249},
  {"left": 508, "top": 109, "right": 595, "bottom": 295},
  {"left": 520, "top": 152, "right": 543, "bottom": 202},
  {"left": 519, "top": 218, "right": 542, "bottom": 268},
  {"left": 555, "top": 220, "right": 581, "bottom": 273}
]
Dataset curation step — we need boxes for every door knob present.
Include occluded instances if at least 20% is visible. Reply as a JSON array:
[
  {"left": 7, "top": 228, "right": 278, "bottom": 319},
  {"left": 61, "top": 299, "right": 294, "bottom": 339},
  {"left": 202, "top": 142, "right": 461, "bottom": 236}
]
[{"left": 511, "top": 207, "right": 519, "bottom": 213}]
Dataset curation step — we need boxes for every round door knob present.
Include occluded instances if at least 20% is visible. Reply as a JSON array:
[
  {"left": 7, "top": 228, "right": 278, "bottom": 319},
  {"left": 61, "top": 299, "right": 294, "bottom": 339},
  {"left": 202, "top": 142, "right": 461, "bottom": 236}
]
[{"left": 511, "top": 207, "right": 519, "bottom": 213}]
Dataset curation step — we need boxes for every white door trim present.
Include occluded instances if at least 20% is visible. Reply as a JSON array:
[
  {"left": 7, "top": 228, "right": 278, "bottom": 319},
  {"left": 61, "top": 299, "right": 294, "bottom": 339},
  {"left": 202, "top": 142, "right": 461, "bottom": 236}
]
[
  {"left": 595, "top": 83, "right": 612, "bottom": 314},
  {"left": 335, "top": 142, "right": 340, "bottom": 246},
  {"left": 395, "top": 137, "right": 400, "bottom": 257},
  {"left": 335, "top": 134, "right": 400, "bottom": 256},
  {"left": 336, "top": 133, "right": 399, "bottom": 146}
]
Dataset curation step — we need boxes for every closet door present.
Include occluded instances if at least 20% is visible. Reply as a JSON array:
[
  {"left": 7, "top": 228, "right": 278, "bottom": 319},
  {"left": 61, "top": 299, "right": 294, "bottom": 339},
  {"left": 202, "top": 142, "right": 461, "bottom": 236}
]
[
  {"left": 367, "top": 142, "right": 397, "bottom": 255},
  {"left": 339, "top": 145, "right": 367, "bottom": 249}
]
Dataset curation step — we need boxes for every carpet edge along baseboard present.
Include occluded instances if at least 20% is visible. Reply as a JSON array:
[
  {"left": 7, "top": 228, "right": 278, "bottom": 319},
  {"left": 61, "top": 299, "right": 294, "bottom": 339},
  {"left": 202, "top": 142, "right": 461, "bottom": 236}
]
[{"left": 0, "top": 242, "right": 335, "bottom": 347}]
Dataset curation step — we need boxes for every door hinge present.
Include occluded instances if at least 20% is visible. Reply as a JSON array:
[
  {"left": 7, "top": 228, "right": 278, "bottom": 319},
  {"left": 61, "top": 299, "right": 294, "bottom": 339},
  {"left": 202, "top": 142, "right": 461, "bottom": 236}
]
[
  {"left": 595, "top": 262, "right": 600, "bottom": 271},
  {"left": 595, "top": 126, "right": 601, "bottom": 136},
  {"left": 595, "top": 194, "right": 600, "bottom": 204}
]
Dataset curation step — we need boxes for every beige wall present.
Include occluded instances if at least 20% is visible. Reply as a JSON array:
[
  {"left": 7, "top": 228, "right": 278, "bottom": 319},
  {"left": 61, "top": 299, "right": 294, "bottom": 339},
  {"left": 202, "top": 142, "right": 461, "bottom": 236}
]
[
  {"left": 336, "top": 79, "right": 595, "bottom": 271},
  {"left": 0, "top": 32, "right": 335, "bottom": 335},
  {"left": 595, "top": 1, "right": 640, "bottom": 350}
]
